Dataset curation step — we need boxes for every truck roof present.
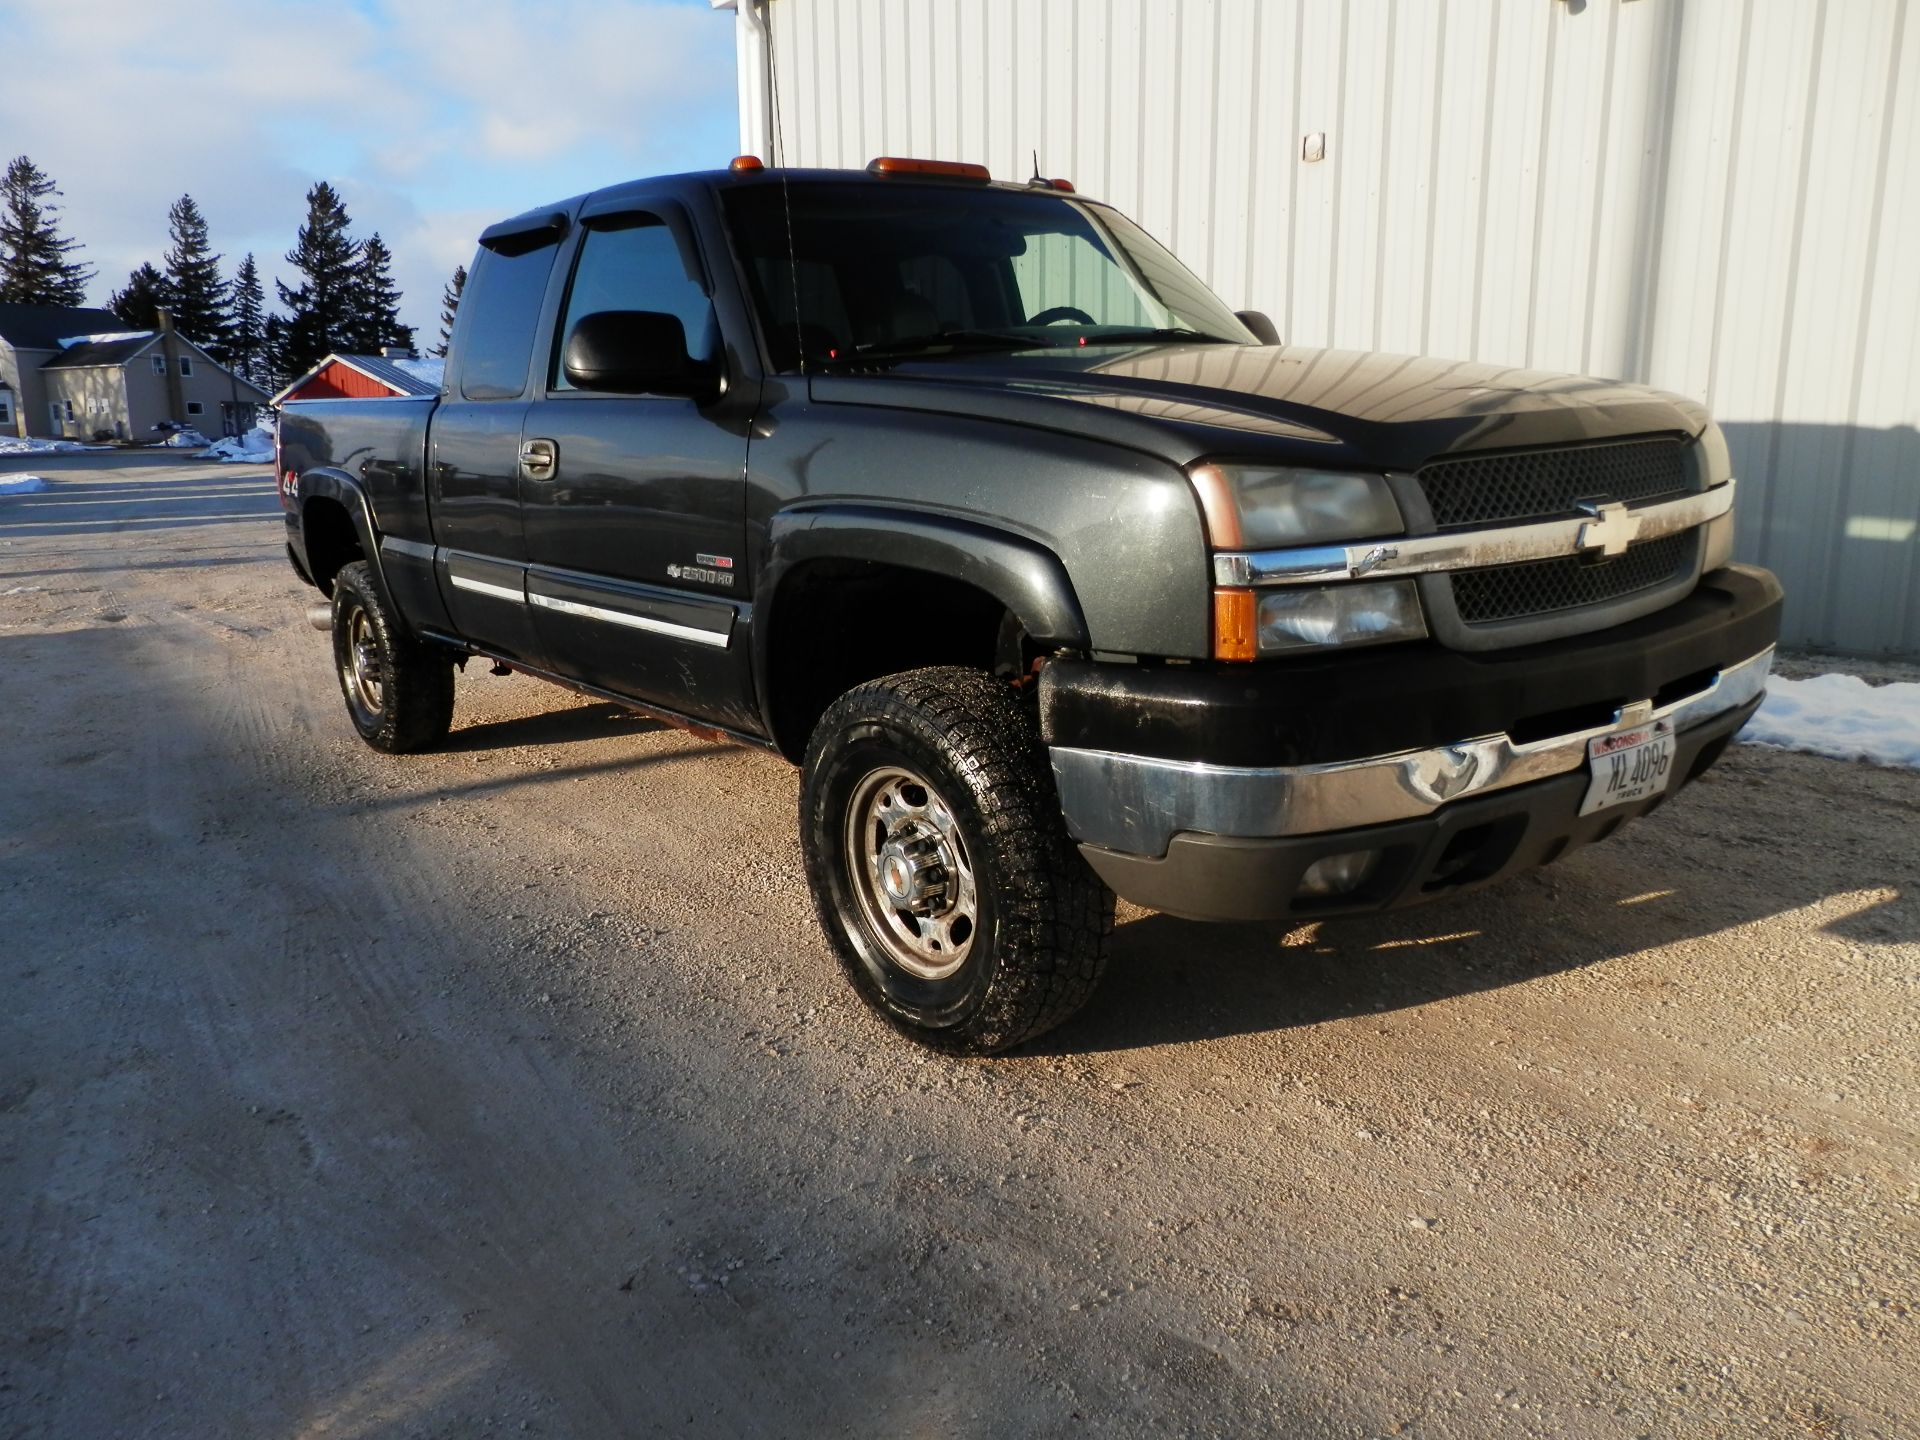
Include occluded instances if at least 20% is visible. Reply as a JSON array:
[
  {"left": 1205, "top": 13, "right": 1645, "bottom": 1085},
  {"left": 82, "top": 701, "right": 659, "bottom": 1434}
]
[{"left": 479, "top": 165, "right": 1094, "bottom": 247}]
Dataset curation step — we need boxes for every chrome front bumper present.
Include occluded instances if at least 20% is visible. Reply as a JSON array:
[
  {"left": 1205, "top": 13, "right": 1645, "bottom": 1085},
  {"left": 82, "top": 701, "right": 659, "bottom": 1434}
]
[{"left": 1050, "top": 645, "right": 1774, "bottom": 858}]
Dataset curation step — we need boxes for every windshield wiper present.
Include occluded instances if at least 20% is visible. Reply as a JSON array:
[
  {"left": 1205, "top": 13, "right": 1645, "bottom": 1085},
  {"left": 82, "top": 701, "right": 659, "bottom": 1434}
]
[
  {"left": 818, "top": 329, "right": 1063, "bottom": 365},
  {"left": 1083, "top": 327, "right": 1240, "bottom": 346}
]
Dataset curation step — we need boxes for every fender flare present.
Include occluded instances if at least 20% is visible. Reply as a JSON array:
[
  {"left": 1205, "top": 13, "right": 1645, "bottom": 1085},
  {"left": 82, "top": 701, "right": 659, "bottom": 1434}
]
[
  {"left": 753, "top": 504, "right": 1090, "bottom": 741},
  {"left": 295, "top": 469, "right": 388, "bottom": 598}
]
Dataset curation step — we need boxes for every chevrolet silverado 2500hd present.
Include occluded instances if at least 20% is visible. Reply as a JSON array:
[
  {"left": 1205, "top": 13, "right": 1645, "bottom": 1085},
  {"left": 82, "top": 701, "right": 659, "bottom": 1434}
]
[{"left": 278, "top": 158, "right": 1783, "bottom": 1053}]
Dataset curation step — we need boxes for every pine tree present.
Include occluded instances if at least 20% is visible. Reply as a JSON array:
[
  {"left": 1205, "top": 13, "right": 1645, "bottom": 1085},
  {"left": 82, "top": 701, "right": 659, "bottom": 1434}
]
[
  {"left": 262, "top": 313, "right": 288, "bottom": 389},
  {"left": 431, "top": 263, "right": 466, "bottom": 358},
  {"left": 227, "top": 253, "right": 268, "bottom": 388},
  {"left": 160, "top": 194, "right": 230, "bottom": 352},
  {"left": 343, "top": 231, "right": 414, "bottom": 355},
  {"left": 108, "top": 262, "right": 169, "bottom": 329},
  {"left": 277, "top": 181, "right": 360, "bottom": 378},
  {"left": 0, "top": 155, "right": 94, "bottom": 306}
]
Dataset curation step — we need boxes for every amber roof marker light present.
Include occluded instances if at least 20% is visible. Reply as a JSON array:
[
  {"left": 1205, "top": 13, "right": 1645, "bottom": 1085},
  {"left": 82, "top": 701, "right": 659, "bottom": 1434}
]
[
  {"left": 867, "top": 156, "right": 992, "bottom": 182},
  {"left": 729, "top": 155, "right": 765, "bottom": 171}
]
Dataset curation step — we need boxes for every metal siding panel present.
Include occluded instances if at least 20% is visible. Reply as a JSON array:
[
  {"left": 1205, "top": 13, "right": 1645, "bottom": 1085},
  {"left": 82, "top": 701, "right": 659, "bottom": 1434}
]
[
  {"left": 1376, "top": 0, "right": 1439, "bottom": 357},
  {"left": 1424, "top": 0, "right": 1494, "bottom": 362},
  {"left": 1331, "top": 0, "right": 1389, "bottom": 352},
  {"left": 1528, "top": 0, "right": 1614, "bottom": 374},
  {"left": 1837, "top": 7, "right": 1920, "bottom": 653},
  {"left": 1583, "top": 0, "right": 1668, "bottom": 380}
]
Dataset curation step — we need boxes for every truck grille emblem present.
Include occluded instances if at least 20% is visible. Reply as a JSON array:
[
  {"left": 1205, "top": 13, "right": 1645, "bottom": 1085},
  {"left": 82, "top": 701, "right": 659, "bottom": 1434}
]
[{"left": 1574, "top": 499, "right": 1642, "bottom": 559}]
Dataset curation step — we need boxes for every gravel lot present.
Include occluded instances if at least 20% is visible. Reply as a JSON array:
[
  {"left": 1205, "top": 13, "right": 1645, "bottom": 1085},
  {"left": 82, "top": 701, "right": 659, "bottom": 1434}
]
[{"left": 2, "top": 453, "right": 1915, "bottom": 1438}]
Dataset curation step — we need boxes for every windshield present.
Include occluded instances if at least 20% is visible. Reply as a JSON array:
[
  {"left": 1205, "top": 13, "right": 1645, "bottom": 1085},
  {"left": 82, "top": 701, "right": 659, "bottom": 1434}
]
[{"left": 722, "top": 180, "right": 1254, "bottom": 370}]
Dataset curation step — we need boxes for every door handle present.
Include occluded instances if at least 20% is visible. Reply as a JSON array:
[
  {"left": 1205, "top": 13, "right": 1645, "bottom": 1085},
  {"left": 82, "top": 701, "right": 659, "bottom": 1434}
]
[{"left": 520, "top": 437, "right": 557, "bottom": 481}]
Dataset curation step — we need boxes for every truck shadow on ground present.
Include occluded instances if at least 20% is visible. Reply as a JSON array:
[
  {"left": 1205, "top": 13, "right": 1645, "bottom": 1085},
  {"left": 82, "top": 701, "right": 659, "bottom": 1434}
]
[
  {"left": 1037, "top": 748, "right": 1918, "bottom": 1054},
  {"left": 439, "top": 701, "right": 667, "bottom": 753}
]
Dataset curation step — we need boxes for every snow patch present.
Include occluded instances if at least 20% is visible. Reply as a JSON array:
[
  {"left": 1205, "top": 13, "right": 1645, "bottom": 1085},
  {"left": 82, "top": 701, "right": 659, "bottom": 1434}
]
[
  {"left": 0, "top": 436, "right": 108, "bottom": 455},
  {"left": 57, "top": 330, "right": 152, "bottom": 348},
  {"left": 0, "top": 474, "right": 51, "bottom": 495},
  {"left": 388, "top": 356, "right": 446, "bottom": 387},
  {"left": 1743, "top": 672, "right": 1920, "bottom": 770},
  {"left": 162, "top": 428, "right": 211, "bottom": 448},
  {"left": 200, "top": 421, "right": 276, "bottom": 464}
]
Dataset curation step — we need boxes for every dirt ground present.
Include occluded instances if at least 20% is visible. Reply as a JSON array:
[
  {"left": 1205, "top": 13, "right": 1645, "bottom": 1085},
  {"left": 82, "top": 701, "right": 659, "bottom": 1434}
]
[{"left": 1, "top": 452, "right": 1915, "bottom": 1439}]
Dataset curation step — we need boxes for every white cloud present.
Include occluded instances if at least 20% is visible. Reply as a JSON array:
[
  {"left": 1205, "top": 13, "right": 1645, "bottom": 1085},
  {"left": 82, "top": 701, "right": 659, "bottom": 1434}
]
[{"left": 0, "top": 0, "right": 734, "bottom": 339}]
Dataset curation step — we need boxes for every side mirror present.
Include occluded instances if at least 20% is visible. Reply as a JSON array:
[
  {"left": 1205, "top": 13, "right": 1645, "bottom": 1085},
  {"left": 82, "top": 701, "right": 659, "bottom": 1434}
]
[
  {"left": 562, "top": 310, "right": 720, "bottom": 400},
  {"left": 1236, "top": 310, "right": 1281, "bottom": 346}
]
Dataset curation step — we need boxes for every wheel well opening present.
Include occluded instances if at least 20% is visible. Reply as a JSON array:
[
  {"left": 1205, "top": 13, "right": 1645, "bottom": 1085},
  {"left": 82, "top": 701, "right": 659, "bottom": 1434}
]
[
  {"left": 765, "top": 560, "right": 1032, "bottom": 760},
  {"left": 302, "top": 497, "right": 364, "bottom": 595}
]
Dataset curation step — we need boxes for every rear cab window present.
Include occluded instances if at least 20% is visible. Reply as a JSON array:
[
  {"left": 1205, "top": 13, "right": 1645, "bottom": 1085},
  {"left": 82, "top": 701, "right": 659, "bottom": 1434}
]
[{"left": 457, "top": 221, "right": 567, "bottom": 401}]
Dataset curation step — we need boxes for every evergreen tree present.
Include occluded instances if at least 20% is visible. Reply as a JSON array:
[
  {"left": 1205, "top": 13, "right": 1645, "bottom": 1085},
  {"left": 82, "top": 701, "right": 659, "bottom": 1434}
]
[
  {"left": 277, "top": 181, "right": 360, "bottom": 378},
  {"left": 227, "top": 253, "right": 268, "bottom": 388},
  {"left": 431, "top": 263, "right": 466, "bottom": 357},
  {"left": 108, "top": 262, "right": 169, "bottom": 329},
  {"left": 342, "top": 231, "right": 414, "bottom": 355},
  {"left": 0, "top": 155, "right": 94, "bottom": 306},
  {"left": 262, "top": 312, "right": 289, "bottom": 389},
  {"left": 160, "top": 194, "right": 230, "bottom": 352}
]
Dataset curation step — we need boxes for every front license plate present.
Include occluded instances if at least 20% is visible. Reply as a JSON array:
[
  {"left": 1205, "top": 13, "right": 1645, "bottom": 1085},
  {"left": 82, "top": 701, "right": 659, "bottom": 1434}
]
[{"left": 1579, "top": 718, "right": 1676, "bottom": 816}]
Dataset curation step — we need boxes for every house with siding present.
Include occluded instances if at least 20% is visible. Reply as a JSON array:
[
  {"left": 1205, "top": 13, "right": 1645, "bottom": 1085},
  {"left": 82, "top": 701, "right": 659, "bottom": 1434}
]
[
  {"left": 0, "top": 302, "right": 122, "bottom": 439},
  {"left": 0, "top": 302, "right": 269, "bottom": 441}
]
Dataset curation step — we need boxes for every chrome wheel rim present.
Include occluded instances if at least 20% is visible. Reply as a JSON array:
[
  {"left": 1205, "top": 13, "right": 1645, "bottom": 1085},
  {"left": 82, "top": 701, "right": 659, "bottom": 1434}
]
[
  {"left": 844, "top": 765, "right": 978, "bottom": 981},
  {"left": 345, "top": 606, "right": 384, "bottom": 714}
]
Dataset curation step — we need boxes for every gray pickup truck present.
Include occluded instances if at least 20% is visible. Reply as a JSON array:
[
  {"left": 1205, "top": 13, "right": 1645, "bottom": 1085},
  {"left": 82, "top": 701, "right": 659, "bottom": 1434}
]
[{"left": 278, "top": 157, "right": 1783, "bottom": 1052}]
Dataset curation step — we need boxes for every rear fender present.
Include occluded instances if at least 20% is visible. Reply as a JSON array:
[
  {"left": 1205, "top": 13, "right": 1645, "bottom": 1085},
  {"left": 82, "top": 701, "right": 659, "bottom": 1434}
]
[{"left": 296, "top": 469, "right": 387, "bottom": 599}]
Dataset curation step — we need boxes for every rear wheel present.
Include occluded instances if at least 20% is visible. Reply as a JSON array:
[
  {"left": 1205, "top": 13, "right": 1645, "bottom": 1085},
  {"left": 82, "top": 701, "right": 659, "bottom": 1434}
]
[
  {"left": 800, "top": 666, "right": 1113, "bottom": 1054},
  {"left": 330, "top": 560, "right": 455, "bottom": 753}
]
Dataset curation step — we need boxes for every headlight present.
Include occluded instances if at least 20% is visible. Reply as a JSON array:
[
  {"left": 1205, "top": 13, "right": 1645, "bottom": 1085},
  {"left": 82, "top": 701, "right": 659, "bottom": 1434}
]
[
  {"left": 1694, "top": 423, "right": 1737, "bottom": 571},
  {"left": 1256, "top": 581, "right": 1426, "bottom": 652},
  {"left": 1188, "top": 463, "right": 1403, "bottom": 549},
  {"left": 1694, "top": 422, "right": 1733, "bottom": 487}
]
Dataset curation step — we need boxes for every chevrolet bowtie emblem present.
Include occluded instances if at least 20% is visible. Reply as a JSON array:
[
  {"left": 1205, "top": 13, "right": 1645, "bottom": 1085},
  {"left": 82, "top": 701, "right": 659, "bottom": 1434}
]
[{"left": 1574, "top": 499, "right": 1642, "bottom": 559}]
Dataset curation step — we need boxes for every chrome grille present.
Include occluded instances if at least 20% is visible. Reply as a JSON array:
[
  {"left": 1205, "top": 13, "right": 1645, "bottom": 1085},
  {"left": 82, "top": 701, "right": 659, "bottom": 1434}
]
[
  {"left": 1450, "top": 532, "right": 1693, "bottom": 625},
  {"left": 1418, "top": 437, "right": 1690, "bottom": 528}
]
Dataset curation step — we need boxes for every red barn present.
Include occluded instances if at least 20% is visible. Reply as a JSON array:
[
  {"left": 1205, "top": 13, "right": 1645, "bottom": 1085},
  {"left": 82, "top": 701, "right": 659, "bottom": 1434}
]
[{"left": 270, "top": 352, "right": 444, "bottom": 405}]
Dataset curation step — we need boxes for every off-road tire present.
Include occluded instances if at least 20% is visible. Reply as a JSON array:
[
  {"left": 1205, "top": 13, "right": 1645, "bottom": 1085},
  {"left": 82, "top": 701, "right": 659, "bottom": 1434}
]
[
  {"left": 331, "top": 560, "right": 455, "bottom": 753},
  {"left": 800, "top": 666, "right": 1114, "bottom": 1054}
]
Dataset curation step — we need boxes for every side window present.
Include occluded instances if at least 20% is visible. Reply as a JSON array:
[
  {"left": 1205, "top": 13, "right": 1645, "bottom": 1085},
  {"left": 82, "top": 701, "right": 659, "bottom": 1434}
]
[
  {"left": 459, "top": 238, "right": 562, "bottom": 401},
  {"left": 178, "top": 356, "right": 193, "bottom": 377},
  {"left": 151, "top": 355, "right": 167, "bottom": 375},
  {"left": 552, "top": 215, "right": 716, "bottom": 391}
]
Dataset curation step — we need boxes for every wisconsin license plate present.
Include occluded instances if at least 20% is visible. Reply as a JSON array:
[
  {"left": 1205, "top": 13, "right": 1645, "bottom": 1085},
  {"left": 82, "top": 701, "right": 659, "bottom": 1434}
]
[{"left": 1580, "top": 718, "right": 1676, "bottom": 816}]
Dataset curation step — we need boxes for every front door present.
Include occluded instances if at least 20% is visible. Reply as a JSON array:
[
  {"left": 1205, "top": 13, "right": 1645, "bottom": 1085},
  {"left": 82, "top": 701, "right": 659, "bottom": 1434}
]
[{"left": 520, "top": 204, "right": 754, "bottom": 731}]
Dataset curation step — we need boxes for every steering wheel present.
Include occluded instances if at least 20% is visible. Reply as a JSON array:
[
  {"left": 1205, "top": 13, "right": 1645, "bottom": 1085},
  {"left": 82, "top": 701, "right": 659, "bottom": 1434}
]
[{"left": 1028, "top": 305, "right": 1097, "bottom": 327}]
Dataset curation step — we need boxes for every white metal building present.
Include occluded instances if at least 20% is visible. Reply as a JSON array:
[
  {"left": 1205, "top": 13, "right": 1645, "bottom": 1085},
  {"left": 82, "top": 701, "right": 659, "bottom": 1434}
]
[{"left": 720, "top": 0, "right": 1919, "bottom": 656}]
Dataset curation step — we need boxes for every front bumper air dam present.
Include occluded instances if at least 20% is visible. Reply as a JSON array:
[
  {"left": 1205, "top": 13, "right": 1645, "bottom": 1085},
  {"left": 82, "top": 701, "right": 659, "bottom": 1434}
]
[{"left": 1068, "top": 691, "right": 1761, "bottom": 923}]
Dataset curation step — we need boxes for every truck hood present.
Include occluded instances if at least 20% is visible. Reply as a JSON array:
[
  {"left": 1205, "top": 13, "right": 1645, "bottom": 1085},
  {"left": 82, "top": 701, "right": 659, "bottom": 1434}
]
[{"left": 808, "top": 342, "right": 1711, "bottom": 471}]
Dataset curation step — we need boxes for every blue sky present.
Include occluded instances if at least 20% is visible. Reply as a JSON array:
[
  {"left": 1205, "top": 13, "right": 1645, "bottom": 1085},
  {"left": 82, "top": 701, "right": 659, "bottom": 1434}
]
[{"left": 0, "top": 0, "right": 738, "bottom": 342}]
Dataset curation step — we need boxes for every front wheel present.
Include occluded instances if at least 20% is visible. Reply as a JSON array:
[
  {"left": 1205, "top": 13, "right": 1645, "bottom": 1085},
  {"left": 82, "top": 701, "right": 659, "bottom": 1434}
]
[
  {"left": 331, "top": 560, "right": 455, "bottom": 753},
  {"left": 800, "top": 667, "right": 1114, "bottom": 1054}
]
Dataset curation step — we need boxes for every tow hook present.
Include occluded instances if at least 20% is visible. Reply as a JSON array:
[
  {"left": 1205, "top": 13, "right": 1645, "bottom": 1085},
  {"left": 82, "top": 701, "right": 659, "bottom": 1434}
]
[{"left": 306, "top": 602, "right": 332, "bottom": 632}]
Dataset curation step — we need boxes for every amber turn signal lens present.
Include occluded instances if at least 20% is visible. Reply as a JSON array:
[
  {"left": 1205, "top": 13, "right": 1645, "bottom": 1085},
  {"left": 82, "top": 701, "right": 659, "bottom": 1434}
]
[
  {"left": 867, "top": 156, "right": 992, "bottom": 182},
  {"left": 1213, "top": 588, "right": 1258, "bottom": 661}
]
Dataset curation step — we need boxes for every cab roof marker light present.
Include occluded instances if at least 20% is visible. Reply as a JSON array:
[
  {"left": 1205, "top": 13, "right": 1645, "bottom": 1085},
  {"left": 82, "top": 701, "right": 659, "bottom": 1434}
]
[
  {"left": 867, "top": 156, "right": 993, "bottom": 182},
  {"left": 729, "top": 155, "right": 765, "bottom": 171}
]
